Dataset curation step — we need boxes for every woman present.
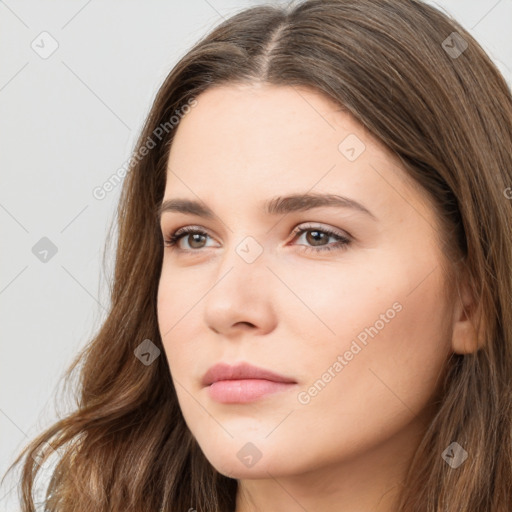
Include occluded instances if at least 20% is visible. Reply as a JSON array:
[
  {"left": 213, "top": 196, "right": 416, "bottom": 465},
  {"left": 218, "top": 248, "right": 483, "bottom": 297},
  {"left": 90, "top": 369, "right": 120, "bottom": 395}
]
[{"left": 5, "top": 0, "right": 512, "bottom": 510}]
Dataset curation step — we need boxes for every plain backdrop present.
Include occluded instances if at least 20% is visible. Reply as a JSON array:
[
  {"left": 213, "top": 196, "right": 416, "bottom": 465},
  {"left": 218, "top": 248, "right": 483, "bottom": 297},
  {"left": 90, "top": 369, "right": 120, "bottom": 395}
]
[{"left": 1, "top": 0, "right": 511, "bottom": 509}]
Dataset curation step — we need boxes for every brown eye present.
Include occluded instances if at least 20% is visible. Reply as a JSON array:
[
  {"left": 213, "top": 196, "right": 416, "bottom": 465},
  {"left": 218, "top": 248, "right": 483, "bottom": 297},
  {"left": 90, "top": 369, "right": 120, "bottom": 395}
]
[
  {"left": 163, "top": 227, "right": 213, "bottom": 250},
  {"left": 291, "top": 225, "right": 351, "bottom": 253},
  {"left": 305, "top": 230, "right": 330, "bottom": 246},
  {"left": 185, "top": 233, "right": 207, "bottom": 249}
]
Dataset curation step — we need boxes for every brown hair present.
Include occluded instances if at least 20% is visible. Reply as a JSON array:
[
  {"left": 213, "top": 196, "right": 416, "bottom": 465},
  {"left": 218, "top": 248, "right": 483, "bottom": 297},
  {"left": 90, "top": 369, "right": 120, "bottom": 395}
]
[{"left": 4, "top": 0, "right": 512, "bottom": 510}]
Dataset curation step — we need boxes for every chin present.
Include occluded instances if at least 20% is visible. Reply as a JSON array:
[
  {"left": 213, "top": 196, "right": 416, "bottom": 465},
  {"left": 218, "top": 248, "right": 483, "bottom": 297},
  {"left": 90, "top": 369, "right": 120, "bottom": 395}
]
[{"left": 197, "top": 442, "right": 292, "bottom": 479}]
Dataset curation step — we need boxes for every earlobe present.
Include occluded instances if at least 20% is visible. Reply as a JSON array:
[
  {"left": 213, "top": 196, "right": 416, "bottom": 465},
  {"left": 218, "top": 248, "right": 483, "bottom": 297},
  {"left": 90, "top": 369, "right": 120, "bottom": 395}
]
[{"left": 451, "top": 277, "right": 486, "bottom": 355}]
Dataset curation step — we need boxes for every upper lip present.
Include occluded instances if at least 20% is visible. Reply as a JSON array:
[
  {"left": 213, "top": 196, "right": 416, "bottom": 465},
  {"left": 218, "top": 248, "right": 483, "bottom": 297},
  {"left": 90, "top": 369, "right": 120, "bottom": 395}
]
[{"left": 202, "top": 362, "right": 297, "bottom": 387}]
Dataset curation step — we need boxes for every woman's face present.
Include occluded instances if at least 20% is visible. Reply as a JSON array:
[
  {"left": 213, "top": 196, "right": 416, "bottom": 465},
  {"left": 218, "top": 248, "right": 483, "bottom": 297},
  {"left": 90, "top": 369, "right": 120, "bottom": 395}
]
[{"left": 157, "top": 83, "right": 454, "bottom": 481}]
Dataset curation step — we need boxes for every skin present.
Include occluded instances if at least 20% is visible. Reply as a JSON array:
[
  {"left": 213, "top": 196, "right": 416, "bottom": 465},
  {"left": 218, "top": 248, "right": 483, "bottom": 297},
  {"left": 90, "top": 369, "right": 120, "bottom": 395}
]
[{"left": 156, "top": 83, "right": 478, "bottom": 512}]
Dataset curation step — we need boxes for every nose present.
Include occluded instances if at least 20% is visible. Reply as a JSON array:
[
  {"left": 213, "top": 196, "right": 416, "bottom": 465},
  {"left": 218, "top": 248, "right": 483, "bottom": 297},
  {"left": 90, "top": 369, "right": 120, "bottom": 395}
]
[{"left": 203, "top": 237, "right": 278, "bottom": 338}]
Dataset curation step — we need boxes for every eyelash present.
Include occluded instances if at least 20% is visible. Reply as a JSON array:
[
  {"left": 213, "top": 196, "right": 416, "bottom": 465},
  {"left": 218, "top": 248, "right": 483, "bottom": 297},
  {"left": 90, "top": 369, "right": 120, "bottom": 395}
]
[{"left": 162, "top": 223, "right": 351, "bottom": 254}]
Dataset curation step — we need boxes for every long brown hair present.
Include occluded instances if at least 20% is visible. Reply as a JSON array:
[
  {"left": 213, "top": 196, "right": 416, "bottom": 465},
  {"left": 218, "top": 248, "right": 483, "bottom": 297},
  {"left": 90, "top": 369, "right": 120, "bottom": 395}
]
[{"left": 4, "top": 0, "right": 512, "bottom": 510}]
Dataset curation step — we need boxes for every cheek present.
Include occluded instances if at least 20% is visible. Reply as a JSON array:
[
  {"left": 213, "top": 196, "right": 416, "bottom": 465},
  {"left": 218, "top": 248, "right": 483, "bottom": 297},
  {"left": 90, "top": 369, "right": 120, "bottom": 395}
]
[
  {"left": 298, "top": 260, "right": 451, "bottom": 436},
  {"left": 156, "top": 268, "right": 206, "bottom": 374},
  {"left": 259, "top": 265, "right": 450, "bottom": 474}
]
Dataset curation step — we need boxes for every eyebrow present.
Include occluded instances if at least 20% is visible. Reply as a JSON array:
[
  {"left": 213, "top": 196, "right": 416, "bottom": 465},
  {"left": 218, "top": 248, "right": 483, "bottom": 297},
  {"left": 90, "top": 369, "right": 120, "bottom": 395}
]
[{"left": 157, "top": 192, "right": 377, "bottom": 221}]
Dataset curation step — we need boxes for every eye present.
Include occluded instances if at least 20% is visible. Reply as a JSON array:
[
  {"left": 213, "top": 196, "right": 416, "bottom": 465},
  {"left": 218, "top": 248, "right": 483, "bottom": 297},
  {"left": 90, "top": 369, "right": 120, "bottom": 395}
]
[
  {"left": 289, "top": 223, "right": 351, "bottom": 253},
  {"left": 162, "top": 223, "right": 351, "bottom": 253},
  {"left": 163, "top": 225, "right": 216, "bottom": 251}
]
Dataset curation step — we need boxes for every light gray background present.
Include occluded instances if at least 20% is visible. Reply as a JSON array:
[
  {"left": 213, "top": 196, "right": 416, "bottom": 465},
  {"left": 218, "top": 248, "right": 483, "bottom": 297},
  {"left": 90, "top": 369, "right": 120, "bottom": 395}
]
[{"left": 1, "top": 0, "right": 511, "bottom": 509}]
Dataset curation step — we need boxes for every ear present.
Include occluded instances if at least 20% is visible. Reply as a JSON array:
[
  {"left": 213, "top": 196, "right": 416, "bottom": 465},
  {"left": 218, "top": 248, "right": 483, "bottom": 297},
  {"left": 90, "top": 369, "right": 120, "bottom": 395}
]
[{"left": 451, "top": 275, "right": 486, "bottom": 354}]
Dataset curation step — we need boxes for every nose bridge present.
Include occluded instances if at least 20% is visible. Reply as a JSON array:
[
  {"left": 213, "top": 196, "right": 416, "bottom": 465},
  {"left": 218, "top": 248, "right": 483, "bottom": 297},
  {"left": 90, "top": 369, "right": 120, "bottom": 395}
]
[
  {"left": 233, "top": 233, "right": 266, "bottom": 267},
  {"left": 203, "top": 232, "right": 276, "bottom": 334},
  {"left": 212, "top": 232, "right": 268, "bottom": 292}
]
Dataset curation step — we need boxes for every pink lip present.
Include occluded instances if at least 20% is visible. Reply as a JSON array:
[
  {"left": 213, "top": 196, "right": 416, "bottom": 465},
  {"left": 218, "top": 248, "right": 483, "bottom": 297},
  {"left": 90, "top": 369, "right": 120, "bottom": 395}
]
[{"left": 202, "top": 362, "right": 297, "bottom": 403}]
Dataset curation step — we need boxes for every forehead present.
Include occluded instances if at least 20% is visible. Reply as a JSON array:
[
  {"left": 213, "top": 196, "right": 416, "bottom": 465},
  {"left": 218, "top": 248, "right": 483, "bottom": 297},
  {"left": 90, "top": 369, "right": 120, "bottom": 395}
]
[
  {"left": 163, "top": 83, "right": 432, "bottom": 224},
  {"left": 167, "top": 83, "right": 377, "bottom": 164}
]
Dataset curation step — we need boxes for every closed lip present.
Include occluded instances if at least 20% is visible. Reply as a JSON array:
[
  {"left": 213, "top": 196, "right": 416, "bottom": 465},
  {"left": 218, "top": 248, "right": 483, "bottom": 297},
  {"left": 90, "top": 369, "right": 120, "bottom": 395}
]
[{"left": 201, "top": 362, "right": 297, "bottom": 387}]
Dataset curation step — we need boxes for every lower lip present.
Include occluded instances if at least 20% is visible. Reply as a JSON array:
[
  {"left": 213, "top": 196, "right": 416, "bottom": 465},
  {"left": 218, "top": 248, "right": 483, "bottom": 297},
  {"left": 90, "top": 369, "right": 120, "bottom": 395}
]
[{"left": 206, "top": 379, "right": 295, "bottom": 403}]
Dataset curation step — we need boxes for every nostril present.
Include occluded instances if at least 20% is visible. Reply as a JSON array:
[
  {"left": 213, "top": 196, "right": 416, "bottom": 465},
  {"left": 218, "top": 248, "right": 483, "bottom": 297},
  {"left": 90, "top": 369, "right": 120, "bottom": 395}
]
[{"left": 235, "top": 321, "right": 255, "bottom": 329}]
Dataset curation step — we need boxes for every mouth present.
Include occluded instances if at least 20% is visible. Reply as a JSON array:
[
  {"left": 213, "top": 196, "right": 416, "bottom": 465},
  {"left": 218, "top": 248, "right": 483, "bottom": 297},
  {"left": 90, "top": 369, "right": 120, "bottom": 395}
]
[
  {"left": 207, "top": 379, "right": 296, "bottom": 403},
  {"left": 202, "top": 362, "right": 297, "bottom": 404}
]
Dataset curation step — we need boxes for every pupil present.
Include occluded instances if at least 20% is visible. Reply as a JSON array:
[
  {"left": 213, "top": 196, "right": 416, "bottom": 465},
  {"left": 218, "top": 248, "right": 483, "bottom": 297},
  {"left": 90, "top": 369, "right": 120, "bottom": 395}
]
[
  {"left": 307, "top": 230, "right": 326, "bottom": 246},
  {"left": 190, "top": 234, "right": 205, "bottom": 248}
]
